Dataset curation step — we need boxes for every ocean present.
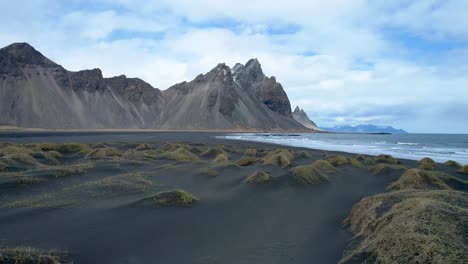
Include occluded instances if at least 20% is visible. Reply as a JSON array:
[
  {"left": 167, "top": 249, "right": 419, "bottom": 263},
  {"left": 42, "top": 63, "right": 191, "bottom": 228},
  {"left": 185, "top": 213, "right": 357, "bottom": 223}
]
[{"left": 221, "top": 133, "right": 468, "bottom": 165}]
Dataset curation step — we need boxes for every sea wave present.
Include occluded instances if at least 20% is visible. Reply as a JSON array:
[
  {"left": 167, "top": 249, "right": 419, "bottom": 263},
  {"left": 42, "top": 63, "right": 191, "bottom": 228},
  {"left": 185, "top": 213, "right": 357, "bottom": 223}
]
[{"left": 397, "top": 142, "right": 419, "bottom": 145}]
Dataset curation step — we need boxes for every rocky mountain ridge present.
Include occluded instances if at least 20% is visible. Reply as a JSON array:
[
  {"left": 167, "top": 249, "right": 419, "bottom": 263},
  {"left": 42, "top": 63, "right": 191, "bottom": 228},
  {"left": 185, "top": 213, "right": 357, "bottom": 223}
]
[{"left": 0, "top": 42, "right": 318, "bottom": 131}]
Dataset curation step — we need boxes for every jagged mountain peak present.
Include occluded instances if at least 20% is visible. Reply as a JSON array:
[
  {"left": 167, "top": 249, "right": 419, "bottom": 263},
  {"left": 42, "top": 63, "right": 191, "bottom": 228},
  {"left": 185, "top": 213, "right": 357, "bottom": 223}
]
[
  {"left": 0, "top": 42, "right": 310, "bottom": 131},
  {"left": 0, "top": 42, "right": 57, "bottom": 70},
  {"left": 292, "top": 106, "right": 320, "bottom": 130}
]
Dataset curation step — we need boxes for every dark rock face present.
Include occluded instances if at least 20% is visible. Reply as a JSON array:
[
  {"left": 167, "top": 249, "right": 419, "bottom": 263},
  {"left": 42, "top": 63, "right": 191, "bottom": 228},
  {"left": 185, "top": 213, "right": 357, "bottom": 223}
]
[
  {"left": 233, "top": 59, "right": 293, "bottom": 117},
  {"left": 0, "top": 42, "right": 308, "bottom": 131},
  {"left": 0, "top": 43, "right": 57, "bottom": 74},
  {"left": 293, "top": 106, "right": 320, "bottom": 130}
]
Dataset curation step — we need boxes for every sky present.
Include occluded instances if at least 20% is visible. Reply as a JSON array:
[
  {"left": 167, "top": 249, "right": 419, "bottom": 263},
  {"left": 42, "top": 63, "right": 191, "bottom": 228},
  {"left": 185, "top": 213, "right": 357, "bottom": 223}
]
[{"left": 1, "top": 0, "right": 468, "bottom": 133}]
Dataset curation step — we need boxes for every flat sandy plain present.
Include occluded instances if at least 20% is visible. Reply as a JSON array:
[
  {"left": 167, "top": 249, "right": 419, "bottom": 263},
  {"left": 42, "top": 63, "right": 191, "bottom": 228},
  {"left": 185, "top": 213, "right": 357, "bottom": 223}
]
[{"left": 0, "top": 132, "right": 466, "bottom": 263}]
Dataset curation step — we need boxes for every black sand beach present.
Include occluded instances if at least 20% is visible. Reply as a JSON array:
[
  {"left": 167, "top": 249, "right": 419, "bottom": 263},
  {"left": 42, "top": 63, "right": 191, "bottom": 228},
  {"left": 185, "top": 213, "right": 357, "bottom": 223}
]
[{"left": 0, "top": 132, "right": 466, "bottom": 263}]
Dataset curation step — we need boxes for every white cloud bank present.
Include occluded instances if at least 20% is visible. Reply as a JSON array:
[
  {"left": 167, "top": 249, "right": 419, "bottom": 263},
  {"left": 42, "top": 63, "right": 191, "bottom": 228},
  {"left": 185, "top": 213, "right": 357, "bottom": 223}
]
[{"left": 1, "top": 0, "right": 467, "bottom": 133}]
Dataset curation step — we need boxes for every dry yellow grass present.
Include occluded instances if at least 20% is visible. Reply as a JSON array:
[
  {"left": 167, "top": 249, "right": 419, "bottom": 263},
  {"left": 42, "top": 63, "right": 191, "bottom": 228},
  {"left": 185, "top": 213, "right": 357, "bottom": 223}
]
[
  {"left": 458, "top": 165, "right": 468, "bottom": 175},
  {"left": 155, "top": 147, "right": 199, "bottom": 162},
  {"left": 236, "top": 156, "right": 258, "bottom": 166},
  {"left": 243, "top": 148, "right": 257, "bottom": 157},
  {"left": 323, "top": 155, "right": 349, "bottom": 167},
  {"left": 0, "top": 247, "right": 72, "bottom": 264},
  {"left": 243, "top": 171, "right": 272, "bottom": 184},
  {"left": 340, "top": 190, "right": 468, "bottom": 264},
  {"left": 262, "top": 149, "right": 294, "bottom": 167},
  {"left": 443, "top": 160, "right": 462, "bottom": 168},
  {"left": 375, "top": 154, "right": 398, "bottom": 164},
  {"left": 370, "top": 163, "right": 407, "bottom": 176},
  {"left": 290, "top": 162, "right": 330, "bottom": 185},
  {"left": 213, "top": 153, "right": 229, "bottom": 163},
  {"left": 387, "top": 169, "right": 452, "bottom": 191},
  {"left": 85, "top": 148, "right": 122, "bottom": 159},
  {"left": 418, "top": 157, "right": 436, "bottom": 170},
  {"left": 139, "top": 189, "right": 198, "bottom": 207}
]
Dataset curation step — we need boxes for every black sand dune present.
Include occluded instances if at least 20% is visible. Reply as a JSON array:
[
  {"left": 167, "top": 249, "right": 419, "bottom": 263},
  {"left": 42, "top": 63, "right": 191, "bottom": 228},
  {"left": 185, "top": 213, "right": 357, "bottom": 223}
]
[{"left": 0, "top": 132, "right": 466, "bottom": 263}]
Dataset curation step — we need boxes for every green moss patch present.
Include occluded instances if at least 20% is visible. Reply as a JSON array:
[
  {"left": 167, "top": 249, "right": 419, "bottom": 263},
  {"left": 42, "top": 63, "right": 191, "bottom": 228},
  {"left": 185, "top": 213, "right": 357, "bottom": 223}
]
[
  {"left": 243, "top": 171, "right": 272, "bottom": 184},
  {"left": 262, "top": 149, "right": 294, "bottom": 167},
  {"left": 138, "top": 189, "right": 198, "bottom": 207},
  {"left": 236, "top": 156, "right": 258, "bottom": 166}
]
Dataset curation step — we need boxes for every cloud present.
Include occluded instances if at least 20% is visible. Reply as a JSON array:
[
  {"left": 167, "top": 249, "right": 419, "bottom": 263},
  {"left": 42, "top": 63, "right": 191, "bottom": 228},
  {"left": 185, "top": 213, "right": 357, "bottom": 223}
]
[{"left": 0, "top": 0, "right": 467, "bottom": 133}]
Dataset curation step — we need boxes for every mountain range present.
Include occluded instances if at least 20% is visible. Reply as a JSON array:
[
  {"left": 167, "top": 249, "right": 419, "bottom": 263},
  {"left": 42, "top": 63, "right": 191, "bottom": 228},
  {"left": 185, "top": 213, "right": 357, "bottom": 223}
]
[
  {"left": 320, "top": 124, "right": 408, "bottom": 134},
  {"left": 0, "top": 42, "right": 318, "bottom": 131}
]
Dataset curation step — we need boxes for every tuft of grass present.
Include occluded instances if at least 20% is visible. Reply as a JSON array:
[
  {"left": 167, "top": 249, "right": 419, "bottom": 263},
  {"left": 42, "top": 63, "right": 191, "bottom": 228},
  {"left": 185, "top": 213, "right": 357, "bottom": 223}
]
[
  {"left": 375, "top": 154, "right": 399, "bottom": 164},
  {"left": 243, "top": 171, "right": 272, "bottom": 184},
  {"left": 0, "top": 153, "right": 43, "bottom": 171},
  {"left": 418, "top": 157, "right": 436, "bottom": 170},
  {"left": 244, "top": 148, "right": 257, "bottom": 157},
  {"left": 85, "top": 148, "right": 122, "bottom": 159},
  {"left": 51, "top": 163, "right": 92, "bottom": 177},
  {"left": 236, "top": 156, "right": 258, "bottom": 166},
  {"left": 290, "top": 163, "right": 329, "bottom": 185},
  {"left": 349, "top": 158, "right": 363, "bottom": 168},
  {"left": 458, "top": 165, "right": 468, "bottom": 175},
  {"left": 365, "top": 158, "right": 376, "bottom": 165},
  {"left": 139, "top": 189, "right": 198, "bottom": 207},
  {"left": 135, "top": 144, "right": 152, "bottom": 151},
  {"left": 296, "top": 150, "right": 313, "bottom": 159},
  {"left": 36, "top": 142, "right": 91, "bottom": 154},
  {"left": 387, "top": 169, "right": 451, "bottom": 191},
  {"left": 0, "top": 247, "right": 72, "bottom": 264},
  {"left": 213, "top": 153, "right": 229, "bottom": 163},
  {"left": 155, "top": 147, "right": 199, "bottom": 162},
  {"left": 0, "top": 145, "right": 33, "bottom": 156},
  {"left": 200, "top": 146, "right": 229, "bottom": 158},
  {"left": 443, "top": 160, "right": 462, "bottom": 168},
  {"left": 370, "top": 163, "right": 407, "bottom": 176},
  {"left": 262, "top": 149, "right": 294, "bottom": 167},
  {"left": 310, "top": 160, "right": 336, "bottom": 173},
  {"left": 356, "top": 154, "right": 367, "bottom": 161},
  {"left": 17, "top": 176, "right": 47, "bottom": 186},
  {"left": 65, "top": 173, "right": 152, "bottom": 197},
  {"left": 340, "top": 190, "right": 468, "bottom": 264},
  {"left": 324, "top": 155, "right": 349, "bottom": 167}
]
